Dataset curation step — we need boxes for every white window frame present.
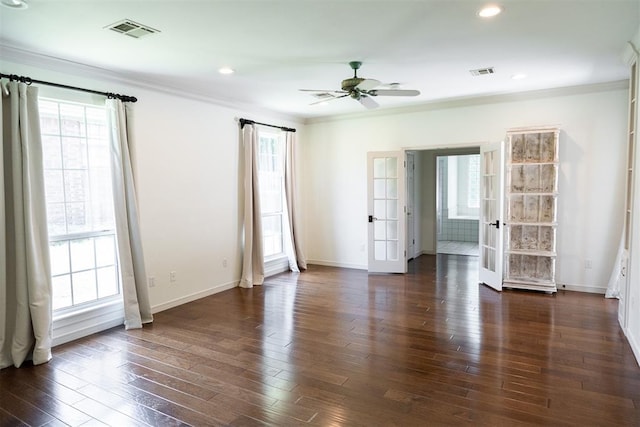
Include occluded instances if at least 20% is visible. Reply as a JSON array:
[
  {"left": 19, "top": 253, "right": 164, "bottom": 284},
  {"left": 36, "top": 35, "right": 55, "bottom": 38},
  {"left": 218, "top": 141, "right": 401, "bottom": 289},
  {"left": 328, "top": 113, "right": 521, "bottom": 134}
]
[
  {"left": 257, "top": 129, "right": 289, "bottom": 276},
  {"left": 38, "top": 96, "right": 125, "bottom": 346},
  {"left": 447, "top": 154, "right": 480, "bottom": 220}
]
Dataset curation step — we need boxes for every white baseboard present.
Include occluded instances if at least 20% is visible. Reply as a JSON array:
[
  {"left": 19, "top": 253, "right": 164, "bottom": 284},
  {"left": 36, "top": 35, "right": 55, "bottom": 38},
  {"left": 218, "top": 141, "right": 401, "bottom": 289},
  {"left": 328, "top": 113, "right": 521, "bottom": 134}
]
[
  {"left": 416, "top": 250, "right": 437, "bottom": 256},
  {"left": 151, "top": 280, "right": 238, "bottom": 314},
  {"left": 307, "top": 259, "right": 367, "bottom": 270},
  {"left": 625, "top": 328, "right": 640, "bottom": 367},
  {"left": 556, "top": 283, "right": 607, "bottom": 294}
]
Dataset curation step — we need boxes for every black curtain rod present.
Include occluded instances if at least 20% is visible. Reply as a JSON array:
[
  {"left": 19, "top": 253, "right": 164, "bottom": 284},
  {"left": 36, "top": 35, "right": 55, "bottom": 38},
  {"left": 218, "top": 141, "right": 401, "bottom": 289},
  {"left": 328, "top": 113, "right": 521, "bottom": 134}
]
[
  {"left": 0, "top": 72, "right": 137, "bottom": 103},
  {"left": 239, "top": 118, "right": 296, "bottom": 133}
]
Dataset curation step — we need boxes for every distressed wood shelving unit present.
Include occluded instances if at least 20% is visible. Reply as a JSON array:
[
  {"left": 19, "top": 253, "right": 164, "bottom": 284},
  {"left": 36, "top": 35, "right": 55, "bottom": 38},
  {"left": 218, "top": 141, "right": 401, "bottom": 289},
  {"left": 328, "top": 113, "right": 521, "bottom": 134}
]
[{"left": 504, "top": 128, "right": 559, "bottom": 293}]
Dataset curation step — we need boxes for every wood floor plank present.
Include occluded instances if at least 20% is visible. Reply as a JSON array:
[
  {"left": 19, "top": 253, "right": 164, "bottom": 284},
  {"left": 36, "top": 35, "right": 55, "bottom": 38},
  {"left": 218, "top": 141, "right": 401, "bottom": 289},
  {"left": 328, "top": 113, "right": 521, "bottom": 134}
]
[{"left": 1, "top": 254, "right": 639, "bottom": 425}]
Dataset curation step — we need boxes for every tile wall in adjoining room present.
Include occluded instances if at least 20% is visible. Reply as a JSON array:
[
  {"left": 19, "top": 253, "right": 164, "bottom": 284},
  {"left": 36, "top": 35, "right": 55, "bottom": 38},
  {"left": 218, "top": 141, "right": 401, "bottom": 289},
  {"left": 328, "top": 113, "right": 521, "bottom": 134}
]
[{"left": 439, "top": 217, "right": 479, "bottom": 242}]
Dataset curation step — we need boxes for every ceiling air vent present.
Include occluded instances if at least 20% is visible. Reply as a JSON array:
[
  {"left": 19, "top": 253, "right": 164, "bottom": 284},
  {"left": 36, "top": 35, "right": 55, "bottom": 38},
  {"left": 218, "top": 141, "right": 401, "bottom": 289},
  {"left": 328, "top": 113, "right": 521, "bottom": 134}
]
[
  {"left": 312, "top": 93, "right": 336, "bottom": 100},
  {"left": 106, "top": 19, "right": 160, "bottom": 39},
  {"left": 469, "top": 67, "right": 495, "bottom": 76}
]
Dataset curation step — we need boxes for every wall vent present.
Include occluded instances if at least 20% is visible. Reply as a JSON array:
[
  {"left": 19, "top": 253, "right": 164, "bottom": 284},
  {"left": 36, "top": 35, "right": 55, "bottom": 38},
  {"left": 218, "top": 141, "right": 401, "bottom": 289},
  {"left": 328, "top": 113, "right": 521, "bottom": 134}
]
[
  {"left": 469, "top": 67, "right": 495, "bottom": 76},
  {"left": 105, "top": 19, "right": 160, "bottom": 39}
]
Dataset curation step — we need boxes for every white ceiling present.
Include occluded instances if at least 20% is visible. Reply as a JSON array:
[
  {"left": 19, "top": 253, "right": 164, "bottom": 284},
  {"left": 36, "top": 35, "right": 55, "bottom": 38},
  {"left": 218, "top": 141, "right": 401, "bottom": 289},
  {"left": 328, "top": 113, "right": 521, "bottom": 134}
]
[{"left": 1, "top": 0, "right": 639, "bottom": 119}]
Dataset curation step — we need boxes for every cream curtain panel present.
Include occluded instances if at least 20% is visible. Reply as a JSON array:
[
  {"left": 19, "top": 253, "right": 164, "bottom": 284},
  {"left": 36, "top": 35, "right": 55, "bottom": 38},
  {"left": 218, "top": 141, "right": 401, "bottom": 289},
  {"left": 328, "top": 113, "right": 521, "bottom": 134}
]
[
  {"left": 107, "top": 99, "right": 153, "bottom": 329},
  {"left": 284, "top": 131, "right": 306, "bottom": 272},
  {"left": 0, "top": 81, "right": 53, "bottom": 369},
  {"left": 240, "top": 123, "right": 265, "bottom": 288}
]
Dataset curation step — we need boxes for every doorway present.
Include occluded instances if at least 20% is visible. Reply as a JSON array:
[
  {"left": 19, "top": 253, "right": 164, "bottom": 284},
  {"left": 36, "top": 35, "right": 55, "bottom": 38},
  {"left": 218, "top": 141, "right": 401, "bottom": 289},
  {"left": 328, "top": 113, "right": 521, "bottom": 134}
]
[
  {"left": 436, "top": 154, "right": 480, "bottom": 257},
  {"left": 405, "top": 147, "right": 481, "bottom": 264}
]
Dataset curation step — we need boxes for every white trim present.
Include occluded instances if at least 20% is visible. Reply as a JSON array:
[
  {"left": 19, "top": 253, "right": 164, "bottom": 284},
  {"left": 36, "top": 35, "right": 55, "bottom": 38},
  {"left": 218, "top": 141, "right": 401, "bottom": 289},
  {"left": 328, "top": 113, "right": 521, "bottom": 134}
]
[
  {"left": 307, "top": 259, "right": 367, "bottom": 270},
  {"left": 305, "top": 80, "right": 628, "bottom": 124},
  {"left": 1, "top": 44, "right": 303, "bottom": 125},
  {"left": 556, "top": 283, "right": 607, "bottom": 294},
  {"left": 151, "top": 280, "right": 238, "bottom": 313},
  {"left": 417, "top": 250, "right": 437, "bottom": 256},
  {"left": 626, "top": 327, "right": 640, "bottom": 367}
]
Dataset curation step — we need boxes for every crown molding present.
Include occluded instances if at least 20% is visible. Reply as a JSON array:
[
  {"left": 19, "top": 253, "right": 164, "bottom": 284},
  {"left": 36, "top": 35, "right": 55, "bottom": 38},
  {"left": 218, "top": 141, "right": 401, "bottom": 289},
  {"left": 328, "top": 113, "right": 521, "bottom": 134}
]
[
  {"left": 304, "top": 80, "right": 629, "bottom": 125},
  {"left": 0, "top": 44, "right": 304, "bottom": 126}
]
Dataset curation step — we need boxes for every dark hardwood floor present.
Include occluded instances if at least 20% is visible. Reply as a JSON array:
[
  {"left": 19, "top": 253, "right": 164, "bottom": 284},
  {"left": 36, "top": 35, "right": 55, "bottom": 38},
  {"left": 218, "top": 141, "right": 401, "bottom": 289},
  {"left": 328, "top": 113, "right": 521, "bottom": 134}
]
[{"left": 1, "top": 254, "right": 639, "bottom": 426}]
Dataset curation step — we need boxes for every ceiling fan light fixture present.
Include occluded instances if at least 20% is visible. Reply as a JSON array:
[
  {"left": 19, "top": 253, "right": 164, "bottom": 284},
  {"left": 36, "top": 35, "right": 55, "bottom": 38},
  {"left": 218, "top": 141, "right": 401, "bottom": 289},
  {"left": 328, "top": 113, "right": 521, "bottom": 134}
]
[
  {"left": 478, "top": 4, "right": 502, "bottom": 18},
  {"left": 1, "top": 0, "right": 28, "bottom": 9},
  {"left": 218, "top": 67, "right": 235, "bottom": 75}
]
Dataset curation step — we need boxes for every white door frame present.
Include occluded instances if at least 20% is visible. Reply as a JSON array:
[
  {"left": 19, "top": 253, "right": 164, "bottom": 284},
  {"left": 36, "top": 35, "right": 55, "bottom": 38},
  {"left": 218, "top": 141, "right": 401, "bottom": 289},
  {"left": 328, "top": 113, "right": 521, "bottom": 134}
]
[{"left": 406, "top": 151, "right": 416, "bottom": 260}]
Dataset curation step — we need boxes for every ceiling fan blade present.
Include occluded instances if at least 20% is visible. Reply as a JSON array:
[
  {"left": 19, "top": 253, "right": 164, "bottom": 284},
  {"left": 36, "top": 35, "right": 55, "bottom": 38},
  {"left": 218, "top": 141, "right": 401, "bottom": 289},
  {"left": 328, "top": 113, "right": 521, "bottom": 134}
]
[
  {"left": 310, "top": 94, "right": 349, "bottom": 105},
  {"left": 368, "top": 89, "right": 420, "bottom": 97},
  {"left": 355, "top": 78, "right": 381, "bottom": 91},
  {"left": 299, "top": 89, "right": 347, "bottom": 94},
  {"left": 358, "top": 95, "right": 379, "bottom": 109}
]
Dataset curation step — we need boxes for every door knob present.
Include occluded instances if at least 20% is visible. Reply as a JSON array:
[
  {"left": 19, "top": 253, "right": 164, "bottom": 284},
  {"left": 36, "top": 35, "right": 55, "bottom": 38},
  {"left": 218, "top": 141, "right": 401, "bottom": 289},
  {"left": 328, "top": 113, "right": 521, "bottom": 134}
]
[{"left": 489, "top": 220, "right": 500, "bottom": 229}]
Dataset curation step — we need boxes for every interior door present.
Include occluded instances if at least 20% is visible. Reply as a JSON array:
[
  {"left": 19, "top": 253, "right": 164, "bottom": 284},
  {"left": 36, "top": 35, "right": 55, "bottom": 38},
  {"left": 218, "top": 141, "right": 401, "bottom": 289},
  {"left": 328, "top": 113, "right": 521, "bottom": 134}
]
[
  {"left": 406, "top": 152, "right": 416, "bottom": 260},
  {"left": 367, "top": 151, "right": 407, "bottom": 273},
  {"left": 479, "top": 141, "right": 504, "bottom": 291}
]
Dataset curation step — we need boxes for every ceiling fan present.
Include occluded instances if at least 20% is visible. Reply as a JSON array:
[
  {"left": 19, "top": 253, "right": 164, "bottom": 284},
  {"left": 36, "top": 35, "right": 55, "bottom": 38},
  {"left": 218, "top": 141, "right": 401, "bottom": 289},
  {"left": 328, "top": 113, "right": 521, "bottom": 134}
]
[{"left": 300, "top": 61, "right": 420, "bottom": 109}]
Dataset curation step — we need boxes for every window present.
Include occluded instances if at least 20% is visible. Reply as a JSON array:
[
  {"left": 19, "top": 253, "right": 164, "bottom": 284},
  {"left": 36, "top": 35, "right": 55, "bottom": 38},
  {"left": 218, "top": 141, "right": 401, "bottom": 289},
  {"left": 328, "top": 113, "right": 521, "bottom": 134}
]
[
  {"left": 39, "top": 99, "right": 120, "bottom": 312},
  {"left": 446, "top": 154, "right": 480, "bottom": 219},
  {"left": 257, "top": 130, "right": 285, "bottom": 259},
  {"left": 467, "top": 155, "right": 480, "bottom": 209}
]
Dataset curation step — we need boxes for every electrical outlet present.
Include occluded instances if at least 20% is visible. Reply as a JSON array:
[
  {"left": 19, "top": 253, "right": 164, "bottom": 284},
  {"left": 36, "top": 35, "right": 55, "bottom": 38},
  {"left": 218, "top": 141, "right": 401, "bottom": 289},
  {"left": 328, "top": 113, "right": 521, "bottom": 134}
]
[
  {"left": 148, "top": 276, "right": 155, "bottom": 288},
  {"left": 170, "top": 271, "right": 177, "bottom": 283},
  {"left": 222, "top": 258, "right": 228, "bottom": 268},
  {"left": 585, "top": 260, "right": 593, "bottom": 269}
]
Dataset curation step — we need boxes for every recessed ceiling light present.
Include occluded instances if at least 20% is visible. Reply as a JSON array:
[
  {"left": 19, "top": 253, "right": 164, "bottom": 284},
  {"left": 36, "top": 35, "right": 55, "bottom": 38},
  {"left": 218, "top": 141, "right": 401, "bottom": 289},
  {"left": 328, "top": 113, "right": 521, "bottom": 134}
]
[
  {"left": 511, "top": 73, "right": 527, "bottom": 80},
  {"left": 478, "top": 5, "right": 502, "bottom": 18},
  {"left": 1, "top": 0, "right": 28, "bottom": 9},
  {"left": 218, "top": 67, "right": 234, "bottom": 75}
]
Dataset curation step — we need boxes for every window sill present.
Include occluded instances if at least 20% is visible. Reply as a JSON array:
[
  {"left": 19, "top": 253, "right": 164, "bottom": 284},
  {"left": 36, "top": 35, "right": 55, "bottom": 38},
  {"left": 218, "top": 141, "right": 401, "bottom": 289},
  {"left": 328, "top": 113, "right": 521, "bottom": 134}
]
[
  {"left": 265, "top": 255, "right": 290, "bottom": 277},
  {"left": 52, "top": 298, "right": 124, "bottom": 347}
]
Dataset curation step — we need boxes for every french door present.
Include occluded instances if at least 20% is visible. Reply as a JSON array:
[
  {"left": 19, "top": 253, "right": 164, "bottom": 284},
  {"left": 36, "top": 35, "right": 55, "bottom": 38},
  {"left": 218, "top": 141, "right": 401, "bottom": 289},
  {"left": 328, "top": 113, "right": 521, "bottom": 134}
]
[
  {"left": 479, "top": 142, "right": 505, "bottom": 291},
  {"left": 367, "top": 151, "right": 407, "bottom": 273}
]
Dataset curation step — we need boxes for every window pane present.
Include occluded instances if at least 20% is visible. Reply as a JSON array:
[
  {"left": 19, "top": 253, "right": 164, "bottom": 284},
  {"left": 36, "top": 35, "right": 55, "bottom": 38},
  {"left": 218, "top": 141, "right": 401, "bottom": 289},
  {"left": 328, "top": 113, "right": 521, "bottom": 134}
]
[
  {"left": 373, "top": 158, "right": 386, "bottom": 178},
  {"left": 97, "top": 266, "right": 119, "bottom": 298},
  {"left": 72, "top": 270, "right": 97, "bottom": 305},
  {"left": 42, "top": 135, "right": 62, "bottom": 169},
  {"left": 64, "top": 169, "right": 88, "bottom": 202},
  {"left": 95, "top": 235, "right": 116, "bottom": 267},
  {"left": 52, "top": 275, "right": 72, "bottom": 311},
  {"left": 62, "top": 137, "right": 88, "bottom": 169},
  {"left": 262, "top": 214, "right": 283, "bottom": 257},
  {"left": 374, "top": 220, "right": 386, "bottom": 240},
  {"left": 66, "top": 202, "right": 88, "bottom": 234},
  {"left": 386, "top": 157, "right": 397, "bottom": 178},
  {"left": 46, "top": 203, "right": 67, "bottom": 236},
  {"left": 50, "top": 241, "right": 70, "bottom": 276},
  {"left": 70, "top": 238, "right": 95, "bottom": 272},
  {"left": 60, "top": 104, "right": 86, "bottom": 137},
  {"left": 44, "top": 170, "right": 64, "bottom": 203}
]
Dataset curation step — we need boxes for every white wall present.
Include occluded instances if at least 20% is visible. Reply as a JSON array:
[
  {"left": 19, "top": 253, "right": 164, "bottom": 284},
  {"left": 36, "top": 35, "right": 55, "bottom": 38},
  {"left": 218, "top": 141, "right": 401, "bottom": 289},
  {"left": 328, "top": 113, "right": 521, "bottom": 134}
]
[
  {"left": 302, "top": 86, "right": 628, "bottom": 293},
  {"left": 1, "top": 53, "right": 303, "bottom": 313}
]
